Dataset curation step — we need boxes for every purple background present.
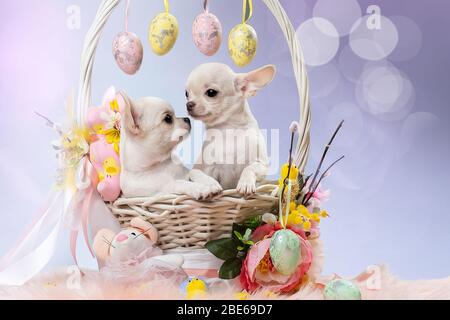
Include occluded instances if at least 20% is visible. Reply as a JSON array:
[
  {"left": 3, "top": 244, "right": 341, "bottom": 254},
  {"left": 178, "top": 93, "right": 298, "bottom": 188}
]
[{"left": 0, "top": 0, "right": 449, "bottom": 280}]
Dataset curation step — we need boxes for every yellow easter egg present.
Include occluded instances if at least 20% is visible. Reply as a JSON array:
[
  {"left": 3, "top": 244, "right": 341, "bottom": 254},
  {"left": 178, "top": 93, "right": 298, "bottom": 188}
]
[
  {"left": 148, "top": 12, "right": 179, "bottom": 56},
  {"left": 228, "top": 23, "right": 258, "bottom": 67}
]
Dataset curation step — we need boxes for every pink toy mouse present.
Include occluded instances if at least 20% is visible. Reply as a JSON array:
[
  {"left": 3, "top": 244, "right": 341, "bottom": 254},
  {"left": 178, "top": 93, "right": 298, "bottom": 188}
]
[{"left": 86, "top": 87, "right": 125, "bottom": 202}]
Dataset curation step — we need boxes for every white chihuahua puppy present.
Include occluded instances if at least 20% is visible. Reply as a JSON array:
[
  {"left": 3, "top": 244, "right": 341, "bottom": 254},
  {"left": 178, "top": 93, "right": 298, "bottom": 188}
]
[
  {"left": 185, "top": 63, "right": 276, "bottom": 194},
  {"left": 119, "top": 93, "right": 222, "bottom": 199}
]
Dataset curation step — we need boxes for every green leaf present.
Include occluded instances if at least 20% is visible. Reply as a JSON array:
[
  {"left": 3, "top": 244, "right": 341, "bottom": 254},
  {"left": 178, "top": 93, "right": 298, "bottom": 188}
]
[
  {"left": 232, "top": 223, "right": 247, "bottom": 238},
  {"left": 219, "top": 258, "right": 243, "bottom": 279},
  {"left": 244, "top": 240, "right": 254, "bottom": 246},
  {"left": 243, "top": 228, "right": 252, "bottom": 241},
  {"left": 237, "top": 246, "right": 244, "bottom": 251},
  {"left": 205, "top": 238, "right": 238, "bottom": 260},
  {"left": 244, "top": 215, "right": 263, "bottom": 230},
  {"left": 234, "top": 231, "right": 244, "bottom": 241}
]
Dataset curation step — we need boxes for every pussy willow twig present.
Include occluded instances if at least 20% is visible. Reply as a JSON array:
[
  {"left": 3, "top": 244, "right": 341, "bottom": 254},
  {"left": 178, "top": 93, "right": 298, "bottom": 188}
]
[
  {"left": 303, "top": 120, "right": 344, "bottom": 205},
  {"left": 304, "top": 155, "right": 345, "bottom": 205}
]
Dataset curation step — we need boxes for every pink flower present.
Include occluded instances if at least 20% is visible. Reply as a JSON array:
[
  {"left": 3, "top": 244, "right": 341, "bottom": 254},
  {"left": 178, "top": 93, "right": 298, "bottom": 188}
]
[
  {"left": 241, "top": 224, "right": 313, "bottom": 293},
  {"left": 303, "top": 181, "right": 330, "bottom": 211}
]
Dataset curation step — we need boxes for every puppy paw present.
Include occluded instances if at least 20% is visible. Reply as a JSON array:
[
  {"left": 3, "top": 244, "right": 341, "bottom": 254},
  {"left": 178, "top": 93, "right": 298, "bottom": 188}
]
[
  {"left": 205, "top": 178, "right": 223, "bottom": 195},
  {"left": 237, "top": 174, "right": 257, "bottom": 196},
  {"left": 186, "top": 184, "right": 216, "bottom": 200}
]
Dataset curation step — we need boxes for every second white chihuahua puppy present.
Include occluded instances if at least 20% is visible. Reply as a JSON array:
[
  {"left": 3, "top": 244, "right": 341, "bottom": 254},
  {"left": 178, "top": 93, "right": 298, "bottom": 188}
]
[
  {"left": 185, "top": 63, "right": 276, "bottom": 194},
  {"left": 119, "top": 92, "right": 222, "bottom": 199}
]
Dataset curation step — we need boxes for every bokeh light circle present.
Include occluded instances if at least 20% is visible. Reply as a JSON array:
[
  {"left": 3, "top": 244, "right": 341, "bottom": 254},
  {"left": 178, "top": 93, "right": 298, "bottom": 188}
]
[
  {"left": 349, "top": 15, "right": 399, "bottom": 61},
  {"left": 327, "top": 102, "right": 364, "bottom": 148},
  {"left": 308, "top": 63, "right": 341, "bottom": 98},
  {"left": 313, "top": 0, "right": 362, "bottom": 36},
  {"left": 296, "top": 18, "right": 340, "bottom": 66},
  {"left": 399, "top": 112, "right": 440, "bottom": 156},
  {"left": 355, "top": 65, "right": 415, "bottom": 121},
  {"left": 267, "top": 0, "right": 311, "bottom": 35},
  {"left": 268, "top": 35, "right": 295, "bottom": 78},
  {"left": 389, "top": 16, "right": 423, "bottom": 61},
  {"left": 338, "top": 45, "right": 390, "bottom": 83}
]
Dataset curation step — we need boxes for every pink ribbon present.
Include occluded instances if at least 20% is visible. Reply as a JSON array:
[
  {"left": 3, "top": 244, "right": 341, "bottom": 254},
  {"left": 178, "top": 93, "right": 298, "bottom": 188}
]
[{"left": 70, "top": 157, "right": 96, "bottom": 267}]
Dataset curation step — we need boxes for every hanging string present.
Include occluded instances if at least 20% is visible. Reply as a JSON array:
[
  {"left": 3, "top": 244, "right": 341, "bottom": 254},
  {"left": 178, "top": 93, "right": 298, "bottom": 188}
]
[
  {"left": 203, "top": 0, "right": 209, "bottom": 13},
  {"left": 125, "top": 0, "right": 130, "bottom": 32},
  {"left": 164, "top": 0, "right": 170, "bottom": 13},
  {"left": 242, "top": 0, "right": 253, "bottom": 24}
]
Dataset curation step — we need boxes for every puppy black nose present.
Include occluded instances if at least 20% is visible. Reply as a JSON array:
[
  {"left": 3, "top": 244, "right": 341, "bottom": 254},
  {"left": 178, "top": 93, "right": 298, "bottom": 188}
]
[
  {"left": 183, "top": 117, "right": 191, "bottom": 126},
  {"left": 186, "top": 101, "right": 196, "bottom": 112}
]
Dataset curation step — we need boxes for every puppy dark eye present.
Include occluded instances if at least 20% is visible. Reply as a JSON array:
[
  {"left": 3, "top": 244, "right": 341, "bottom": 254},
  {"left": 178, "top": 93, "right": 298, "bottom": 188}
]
[
  {"left": 185, "top": 90, "right": 189, "bottom": 98},
  {"left": 205, "top": 89, "right": 218, "bottom": 98},
  {"left": 164, "top": 114, "right": 173, "bottom": 124}
]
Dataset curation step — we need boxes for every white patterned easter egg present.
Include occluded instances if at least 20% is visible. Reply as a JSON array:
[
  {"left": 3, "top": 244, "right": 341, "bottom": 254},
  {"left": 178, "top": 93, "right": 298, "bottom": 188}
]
[
  {"left": 148, "top": 12, "right": 179, "bottom": 56},
  {"left": 228, "top": 23, "right": 257, "bottom": 67},
  {"left": 112, "top": 32, "right": 143, "bottom": 75},
  {"left": 192, "top": 12, "right": 222, "bottom": 56},
  {"left": 269, "top": 229, "right": 301, "bottom": 276}
]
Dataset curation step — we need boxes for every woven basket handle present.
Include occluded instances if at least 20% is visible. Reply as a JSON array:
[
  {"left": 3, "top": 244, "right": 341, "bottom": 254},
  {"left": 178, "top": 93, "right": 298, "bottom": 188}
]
[{"left": 76, "top": 0, "right": 311, "bottom": 171}]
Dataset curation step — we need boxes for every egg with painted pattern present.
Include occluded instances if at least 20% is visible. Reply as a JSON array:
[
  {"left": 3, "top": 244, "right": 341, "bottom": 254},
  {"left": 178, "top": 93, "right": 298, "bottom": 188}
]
[
  {"left": 112, "top": 31, "right": 143, "bottom": 75},
  {"left": 148, "top": 12, "right": 179, "bottom": 56},
  {"left": 269, "top": 229, "right": 301, "bottom": 276},
  {"left": 323, "top": 279, "right": 362, "bottom": 300},
  {"left": 192, "top": 12, "right": 222, "bottom": 56},
  {"left": 228, "top": 23, "right": 257, "bottom": 67}
]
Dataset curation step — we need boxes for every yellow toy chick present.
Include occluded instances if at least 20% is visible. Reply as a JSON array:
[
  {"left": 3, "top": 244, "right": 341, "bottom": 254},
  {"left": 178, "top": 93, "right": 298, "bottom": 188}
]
[
  {"left": 103, "top": 157, "right": 120, "bottom": 177},
  {"left": 186, "top": 278, "right": 207, "bottom": 300},
  {"left": 279, "top": 163, "right": 300, "bottom": 211}
]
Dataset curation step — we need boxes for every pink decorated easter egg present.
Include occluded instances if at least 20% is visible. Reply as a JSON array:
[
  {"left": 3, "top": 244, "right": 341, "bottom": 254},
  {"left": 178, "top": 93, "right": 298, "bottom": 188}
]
[
  {"left": 112, "top": 31, "right": 143, "bottom": 75},
  {"left": 192, "top": 12, "right": 222, "bottom": 56}
]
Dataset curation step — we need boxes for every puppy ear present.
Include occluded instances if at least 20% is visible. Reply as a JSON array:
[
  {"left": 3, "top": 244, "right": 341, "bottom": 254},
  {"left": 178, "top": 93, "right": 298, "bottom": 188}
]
[
  {"left": 118, "top": 90, "right": 141, "bottom": 135},
  {"left": 93, "top": 229, "right": 115, "bottom": 262},
  {"left": 235, "top": 65, "right": 276, "bottom": 97},
  {"left": 130, "top": 217, "right": 159, "bottom": 243}
]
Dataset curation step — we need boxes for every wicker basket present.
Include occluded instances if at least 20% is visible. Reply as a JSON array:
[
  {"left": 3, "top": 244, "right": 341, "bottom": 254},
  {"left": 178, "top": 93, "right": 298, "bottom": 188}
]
[{"left": 76, "top": 0, "right": 311, "bottom": 250}]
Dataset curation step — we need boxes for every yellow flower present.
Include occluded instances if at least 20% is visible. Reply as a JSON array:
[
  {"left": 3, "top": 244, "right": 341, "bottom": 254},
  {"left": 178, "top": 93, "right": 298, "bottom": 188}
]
[
  {"left": 235, "top": 291, "right": 249, "bottom": 300},
  {"left": 103, "top": 127, "right": 120, "bottom": 154},
  {"left": 103, "top": 157, "right": 120, "bottom": 177},
  {"left": 311, "top": 213, "right": 321, "bottom": 223},
  {"left": 320, "top": 210, "right": 329, "bottom": 218},
  {"left": 257, "top": 252, "right": 271, "bottom": 274},
  {"left": 264, "top": 290, "right": 277, "bottom": 298},
  {"left": 297, "top": 205, "right": 311, "bottom": 219},
  {"left": 289, "top": 202, "right": 296, "bottom": 211},
  {"left": 110, "top": 99, "right": 120, "bottom": 112},
  {"left": 93, "top": 124, "right": 104, "bottom": 135},
  {"left": 303, "top": 220, "right": 311, "bottom": 231},
  {"left": 287, "top": 210, "right": 303, "bottom": 226}
]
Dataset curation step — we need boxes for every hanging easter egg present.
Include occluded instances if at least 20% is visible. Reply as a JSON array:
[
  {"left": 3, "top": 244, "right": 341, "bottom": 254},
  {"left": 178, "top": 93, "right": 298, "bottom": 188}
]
[
  {"left": 193, "top": 12, "right": 222, "bottom": 56},
  {"left": 112, "top": 31, "right": 143, "bottom": 75},
  {"left": 148, "top": 12, "right": 179, "bottom": 56},
  {"left": 323, "top": 279, "right": 362, "bottom": 300},
  {"left": 228, "top": 23, "right": 258, "bottom": 67},
  {"left": 269, "top": 229, "right": 301, "bottom": 276}
]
